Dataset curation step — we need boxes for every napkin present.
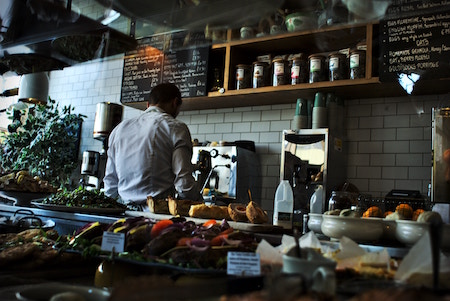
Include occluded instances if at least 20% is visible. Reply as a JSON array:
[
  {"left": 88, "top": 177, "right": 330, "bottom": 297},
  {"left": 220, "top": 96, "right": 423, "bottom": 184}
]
[{"left": 395, "top": 231, "right": 450, "bottom": 288}]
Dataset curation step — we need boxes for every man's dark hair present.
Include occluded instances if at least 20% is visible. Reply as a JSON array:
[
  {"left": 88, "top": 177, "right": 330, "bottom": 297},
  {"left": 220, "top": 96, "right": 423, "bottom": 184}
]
[{"left": 148, "top": 83, "right": 182, "bottom": 105}]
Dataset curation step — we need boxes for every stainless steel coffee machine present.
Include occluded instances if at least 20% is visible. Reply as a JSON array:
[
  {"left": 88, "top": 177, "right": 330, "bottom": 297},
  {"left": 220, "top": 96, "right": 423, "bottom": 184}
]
[
  {"left": 192, "top": 142, "right": 261, "bottom": 205},
  {"left": 431, "top": 107, "right": 450, "bottom": 223},
  {"left": 81, "top": 102, "right": 123, "bottom": 189},
  {"left": 280, "top": 129, "right": 347, "bottom": 214}
]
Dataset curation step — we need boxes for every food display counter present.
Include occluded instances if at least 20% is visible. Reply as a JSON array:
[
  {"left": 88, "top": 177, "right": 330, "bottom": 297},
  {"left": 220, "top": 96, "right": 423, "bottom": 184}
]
[{"left": 0, "top": 200, "right": 449, "bottom": 301}]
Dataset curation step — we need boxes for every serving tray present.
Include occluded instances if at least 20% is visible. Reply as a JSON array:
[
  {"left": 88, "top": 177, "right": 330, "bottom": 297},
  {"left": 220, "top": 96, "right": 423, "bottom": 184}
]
[
  {"left": 31, "top": 202, "right": 126, "bottom": 215},
  {"left": 125, "top": 210, "right": 284, "bottom": 233}
]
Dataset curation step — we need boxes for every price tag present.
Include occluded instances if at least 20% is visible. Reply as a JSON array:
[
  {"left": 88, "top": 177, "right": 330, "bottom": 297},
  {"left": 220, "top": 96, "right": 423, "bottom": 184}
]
[
  {"left": 101, "top": 231, "right": 125, "bottom": 253},
  {"left": 227, "top": 252, "right": 261, "bottom": 276}
]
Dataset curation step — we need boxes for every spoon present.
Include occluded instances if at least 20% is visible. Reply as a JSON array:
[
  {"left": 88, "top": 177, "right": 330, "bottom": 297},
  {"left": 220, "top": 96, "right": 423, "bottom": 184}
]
[
  {"left": 293, "top": 228, "right": 301, "bottom": 258},
  {"left": 429, "top": 218, "right": 443, "bottom": 292}
]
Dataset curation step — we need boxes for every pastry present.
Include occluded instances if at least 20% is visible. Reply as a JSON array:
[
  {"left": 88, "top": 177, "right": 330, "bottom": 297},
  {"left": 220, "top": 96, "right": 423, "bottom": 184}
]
[
  {"left": 245, "top": 201, "right": 268, "bottom": 224},
  {"left": 228, "top": 203, "right": 248, "bottom": 222},
  {"left": 189, "top": 204, "right": 230, "bottom": 220},
  {"left": 416, "top": 211, "right": 442, "bottom": 223},
  {"left": 362, "top": 206, "right": 383, "bottom": 218},
  {"left": 395, "top": 204, "right": 413, "bottom": 219}
]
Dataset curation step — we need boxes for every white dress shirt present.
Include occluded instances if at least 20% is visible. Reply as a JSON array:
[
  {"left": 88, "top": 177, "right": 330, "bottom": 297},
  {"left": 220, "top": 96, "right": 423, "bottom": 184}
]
[{"left": 103, "top": 106, "right": 201, "bottom": 205}]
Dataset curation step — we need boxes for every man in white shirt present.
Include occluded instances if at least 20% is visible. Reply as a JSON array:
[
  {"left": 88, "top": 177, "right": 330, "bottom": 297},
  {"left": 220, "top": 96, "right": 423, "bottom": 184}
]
[{"left": 104, "top": 83, "right": 202, "bottom": 210}]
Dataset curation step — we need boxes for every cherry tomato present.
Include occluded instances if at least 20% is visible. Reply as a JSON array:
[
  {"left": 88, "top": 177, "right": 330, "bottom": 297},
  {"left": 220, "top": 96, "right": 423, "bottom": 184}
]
[
  {"left": 177, "top": 237, "right": 194, "bottom": 246},
  {"left": 150, "top": 219, "right": 173, "bottom": 238},
  {"left": 202, "top": 219, "right": 217, "bottom": 227},
  {"left": 210, "top": 234, "right": 228, "bottom": 246},
  {"left": 210, "top": 229, "right": 233, "bottom": 246}
]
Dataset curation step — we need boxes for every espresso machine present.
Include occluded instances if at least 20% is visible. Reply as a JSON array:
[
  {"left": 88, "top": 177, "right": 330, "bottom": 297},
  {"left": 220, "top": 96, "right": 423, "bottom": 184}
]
[
  {"left": 192, "top": 141, "right": 261, "bottom": 205},
  {"left": 431, "top": 107, "right": 450, "bottom": 223},
  {"left": 280, "top": 129, "right": 347, "bottom": 214},
  {"left": 81, "top": 102, "right": 123, "bottom": 189}
]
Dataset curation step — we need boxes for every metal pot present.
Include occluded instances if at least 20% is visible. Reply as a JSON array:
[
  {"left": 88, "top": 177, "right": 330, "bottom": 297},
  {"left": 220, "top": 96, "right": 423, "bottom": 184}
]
[
  {"left": 0, "top": 209, "right": 55, "bottom": 234},
  {"left": 93, "top": 102, "right": 123, "bottom": 141},
  {"left": 81, "top": 150, "right": 100, "bottom": 176}
]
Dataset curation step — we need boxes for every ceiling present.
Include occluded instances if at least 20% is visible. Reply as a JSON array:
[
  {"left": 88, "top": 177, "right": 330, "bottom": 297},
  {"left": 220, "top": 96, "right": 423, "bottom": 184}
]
[{"left": 0, "top": 0, "right": 294, "bottom": 75}]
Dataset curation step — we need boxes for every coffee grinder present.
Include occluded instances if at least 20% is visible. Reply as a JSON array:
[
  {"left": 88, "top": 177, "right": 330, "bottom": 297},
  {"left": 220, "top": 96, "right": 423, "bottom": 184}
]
[{"left": 80, "top": 102, "right": 123, "bottom": 189}]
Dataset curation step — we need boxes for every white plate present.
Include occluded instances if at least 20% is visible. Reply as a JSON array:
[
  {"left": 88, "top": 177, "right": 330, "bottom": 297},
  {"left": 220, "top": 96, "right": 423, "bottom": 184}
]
[{"left": 16, "top": 283, "right": 110, "bottom": 301}]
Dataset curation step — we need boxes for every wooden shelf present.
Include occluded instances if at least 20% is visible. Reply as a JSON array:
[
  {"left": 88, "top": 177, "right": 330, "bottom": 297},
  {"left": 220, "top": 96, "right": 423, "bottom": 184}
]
[{"left": 122, "top": 22, "right": 450, "bottom": 112}]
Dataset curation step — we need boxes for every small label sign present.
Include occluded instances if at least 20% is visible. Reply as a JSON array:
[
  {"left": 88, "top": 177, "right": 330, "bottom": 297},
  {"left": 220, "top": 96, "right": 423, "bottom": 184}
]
[
  {"left": 101, "top": 231, "right": 125, "bottom": 253},
  {"left": 227, "top": 252, "right": 261, "bottom": 276}
]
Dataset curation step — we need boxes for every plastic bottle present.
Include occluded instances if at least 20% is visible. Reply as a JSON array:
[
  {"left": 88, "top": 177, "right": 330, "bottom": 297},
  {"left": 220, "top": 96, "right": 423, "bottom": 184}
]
[
  {"left": 273, "top": 180, "right": 294, "bottom": 229},
  {"left": 310, "top": 185, "right": 324, "bottom": 214}
]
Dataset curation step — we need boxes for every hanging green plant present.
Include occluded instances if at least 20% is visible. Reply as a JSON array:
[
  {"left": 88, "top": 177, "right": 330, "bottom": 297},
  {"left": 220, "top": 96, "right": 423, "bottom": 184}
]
[{"left": 0, "top": 97, "right": 86, "bottom": 188}]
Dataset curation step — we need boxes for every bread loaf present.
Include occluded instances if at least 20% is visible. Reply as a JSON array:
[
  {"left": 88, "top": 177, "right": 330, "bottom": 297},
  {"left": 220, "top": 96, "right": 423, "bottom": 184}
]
[
  {"left": 147, "top": 196, "right": 169, "bottom": 214},
  {"left": 168, "top": 197, "right": 202, "bottom": 216},
  {"left": 189, "top": 204, "right": 230, "bottom": 220}
]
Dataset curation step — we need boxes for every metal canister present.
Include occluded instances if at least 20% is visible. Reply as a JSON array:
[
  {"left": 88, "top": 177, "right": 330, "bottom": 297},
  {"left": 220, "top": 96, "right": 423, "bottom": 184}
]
[
  {"left": 236, "top": 64, "right": 251, "bottom": 90},
  {"left": 308, "top": 54, "right": 327, "bottom": 83},
  {"left": 93, "top": 102, "right": 123, "bottom": 141},
  {"left": 328, "top": 51, "right": 347, "bottom": 81},
  {"left": 252, "top": 61, "right": 269, "bottom": 88},
  {"left": 272, "top": 58, "right": 288, "bottom": 86},
  {"left": 349, "top": 49, "right": 366, "bottom": 79},
  {"left": 290, "top": 55, "right": 308, "bottom": 84},
  {"left": 81, "top": 151, "right": 100, "bottom": 176}
]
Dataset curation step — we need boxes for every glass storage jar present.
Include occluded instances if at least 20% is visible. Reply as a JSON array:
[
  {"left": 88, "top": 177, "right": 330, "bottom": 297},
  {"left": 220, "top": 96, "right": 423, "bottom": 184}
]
[
  {"left": 272, "top": 58, "right": 288, "bottom": 86},
  {"left": 253, "top": 61, "right": 269, "bottom": 88},
  {"left": 349, "top": 49, "right": 366, "bottom": 79},
  {"left": 328, "top": 191, "right": 358, "bottom": 211},
  {"left": 328, "top": 52, "right": 347, "bottom": 81},
  {"left": 290, "top": 55, "right": 308, "bottom": 84},
  {"left": 308, "top": 54, "right": 327, "bottom": 83},
  {"left": 236, "top": 64, "right": 251, "bottom": 90}
]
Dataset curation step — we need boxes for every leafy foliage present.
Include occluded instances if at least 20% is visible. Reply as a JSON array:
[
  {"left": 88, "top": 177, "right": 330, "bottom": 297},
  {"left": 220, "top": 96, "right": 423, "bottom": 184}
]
[{"left": 0, "top": 98, "right": 86, "bottom": 188}]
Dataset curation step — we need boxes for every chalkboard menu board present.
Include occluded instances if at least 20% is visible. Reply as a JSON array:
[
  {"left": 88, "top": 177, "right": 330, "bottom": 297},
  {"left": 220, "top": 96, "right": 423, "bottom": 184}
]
[
  {"left": 379, "top": 0, "right": 450, "bottom": 82},
  {"left": 121, "top": 31, "right": 210, "bottom": 103}
]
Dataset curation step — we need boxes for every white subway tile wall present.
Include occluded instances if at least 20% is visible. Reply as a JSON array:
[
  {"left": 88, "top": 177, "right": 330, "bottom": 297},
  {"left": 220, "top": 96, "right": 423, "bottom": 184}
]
[{"left": 1, "top": 56, "right": 444, "bottom": 213}]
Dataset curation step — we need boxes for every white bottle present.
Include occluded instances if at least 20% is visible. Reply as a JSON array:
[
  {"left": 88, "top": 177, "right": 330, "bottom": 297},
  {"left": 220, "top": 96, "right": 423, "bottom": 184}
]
[
  {"left": 310, "top": 185, "right": 324, "bottom": 214},
  {"left": 273, "top": 180, "right": 294, "bottom": 229}
]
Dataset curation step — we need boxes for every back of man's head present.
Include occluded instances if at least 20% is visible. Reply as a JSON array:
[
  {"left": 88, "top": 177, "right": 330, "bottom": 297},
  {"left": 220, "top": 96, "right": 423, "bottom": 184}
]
[{"left": 148, "top": 83, "right": 181, "bottom": 105}]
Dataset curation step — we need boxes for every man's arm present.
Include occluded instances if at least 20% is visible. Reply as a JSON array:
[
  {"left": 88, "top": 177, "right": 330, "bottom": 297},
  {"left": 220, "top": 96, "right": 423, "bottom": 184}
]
[{"left": 172, "top": 125, "right": 202, "bottom": 201}]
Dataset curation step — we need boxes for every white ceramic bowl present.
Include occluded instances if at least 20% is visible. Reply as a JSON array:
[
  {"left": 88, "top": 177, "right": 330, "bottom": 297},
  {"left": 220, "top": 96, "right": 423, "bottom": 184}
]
[
  {"left": 321, "top": 215, "right": 384, "bottom": 242},
  {"left": 285, "top": 12, "right": 317, "bottom": 32},
  {"left": 395, "top": 220, "right": 450, "bottom": 251},
  {"left": 381, "top": 219, "right": 397, "bottom": 241},
  {"left": 308, "top": 213, "right": 323, "bottom": 234},
  {"left": 16, "top": 283, "right": 110, "bottom": 301}
]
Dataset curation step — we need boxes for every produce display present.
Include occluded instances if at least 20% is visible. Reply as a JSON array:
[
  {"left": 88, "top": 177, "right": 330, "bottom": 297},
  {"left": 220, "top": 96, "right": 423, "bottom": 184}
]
[
  {"left": 40, "top": 187, "right": 126, "bottom": 210},
  {"left": 323, "top": 203, "right": 437, "bottom": 222},
  {"left": 62, "top": 216, "right": 258, "bottom": 270},
  {"left": 0, "top": 228, "right": 76, "bottom": 269},
  {"left": 0, "top": 170, "right": 58, "bottom": 193}
]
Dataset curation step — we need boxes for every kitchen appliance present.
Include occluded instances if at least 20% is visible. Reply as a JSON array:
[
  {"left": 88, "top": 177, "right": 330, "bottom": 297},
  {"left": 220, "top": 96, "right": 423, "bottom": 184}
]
[
  {"left": 81, "top": 102, "right": 123, "bottom": 189},
  {"left": 431, "top": 107, "right": 450, "bottom": 223},
  {"left": 280, "top": 129, "right": 347, "bottom": 216},
  {"left": 192, "top": 142, "right": 261, "bottom": 205}
]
